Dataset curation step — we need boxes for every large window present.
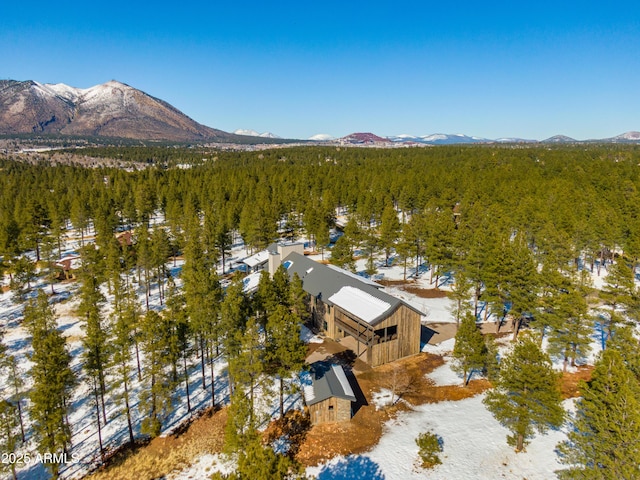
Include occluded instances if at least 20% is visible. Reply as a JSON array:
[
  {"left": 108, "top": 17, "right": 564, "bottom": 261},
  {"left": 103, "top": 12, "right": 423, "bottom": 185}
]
[{"left": 374, "top": 325, "right": 398, "bottom": 343}]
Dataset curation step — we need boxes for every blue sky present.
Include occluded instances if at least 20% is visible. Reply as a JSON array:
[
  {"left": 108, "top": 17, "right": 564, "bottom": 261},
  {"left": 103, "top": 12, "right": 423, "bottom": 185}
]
[{"left": 2, "top": 1, "right": 639, "bottom": 140}]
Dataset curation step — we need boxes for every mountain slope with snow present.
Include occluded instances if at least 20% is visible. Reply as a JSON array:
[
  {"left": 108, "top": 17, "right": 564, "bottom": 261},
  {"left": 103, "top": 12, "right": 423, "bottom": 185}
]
[{"left": 0, "top": 79, "right": 237, "bottom": 142}]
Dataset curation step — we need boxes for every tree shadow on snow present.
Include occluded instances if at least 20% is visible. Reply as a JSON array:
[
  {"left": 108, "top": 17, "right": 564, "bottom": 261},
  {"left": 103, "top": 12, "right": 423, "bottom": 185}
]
[{"left": 316, "top": 456, "right": 385, "bottom": 480}]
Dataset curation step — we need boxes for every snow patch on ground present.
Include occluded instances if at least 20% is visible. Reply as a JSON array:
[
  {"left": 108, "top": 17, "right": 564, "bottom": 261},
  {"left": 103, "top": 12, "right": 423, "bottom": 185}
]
[
  {"left": 307, "top": 395, "right": 576, "bottom": 480},
  {"left": 425, "top": 360, "right": 462, "bottom": 387}
]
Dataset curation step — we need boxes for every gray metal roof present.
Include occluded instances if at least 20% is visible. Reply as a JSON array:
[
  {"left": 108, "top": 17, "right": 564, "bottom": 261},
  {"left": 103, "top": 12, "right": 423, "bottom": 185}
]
[
  {"left": 304, "top": 363, "right": 356, "bottom": 406},
  {"left": 282, "top": 251, "right": 423, "bottom": 326}
]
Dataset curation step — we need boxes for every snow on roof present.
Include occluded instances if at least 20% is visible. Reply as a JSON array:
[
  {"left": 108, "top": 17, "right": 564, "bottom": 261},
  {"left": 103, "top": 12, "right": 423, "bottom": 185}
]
[
  {"left": 242, "top": 250, "right": 270, "bottom": 268},
  {"left": 242, "top": 272, "right": 262, "bottom": 293},
  {"left": 328, "top": 286, "right": 391, "bottom": 323},
  {"left": 303, "top": 385, "right": 316, "bottom": 403},
  {"left": 331, "top": 364, "right": 355, "bottom": 398}
]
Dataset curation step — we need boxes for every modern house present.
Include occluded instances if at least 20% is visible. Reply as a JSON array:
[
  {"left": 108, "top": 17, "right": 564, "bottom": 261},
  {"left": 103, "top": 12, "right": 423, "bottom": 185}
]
[
  {"left": 304, "top": 363, "right": 357, "bottom": 424},
  {"left": 272, "top": 251, "right": 424, "bottom": 367}
]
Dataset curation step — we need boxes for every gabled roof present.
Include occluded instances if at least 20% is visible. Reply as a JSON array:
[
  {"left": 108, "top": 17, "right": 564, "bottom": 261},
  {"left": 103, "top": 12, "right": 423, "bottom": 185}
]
[
  {"left": 282, "top": 251, "right": 423, "bottom": 326},
  {"left": 303, "top": 364, "right": 356, "bottom": 406},
  {"left": 241, "top": 250, "right": 270, "bottom": 268}
]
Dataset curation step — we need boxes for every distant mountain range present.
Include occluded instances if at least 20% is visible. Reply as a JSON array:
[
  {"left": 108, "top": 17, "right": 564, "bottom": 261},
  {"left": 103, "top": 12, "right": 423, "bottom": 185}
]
[
  {"left": 1, "top": 79, "right": 638, "bottom": 145},
  {"left": 233, "top": 129, "right": 281, "bottom": 139},
  {"left": 327, "top": 131, "right": 640, "bottom": 145}
]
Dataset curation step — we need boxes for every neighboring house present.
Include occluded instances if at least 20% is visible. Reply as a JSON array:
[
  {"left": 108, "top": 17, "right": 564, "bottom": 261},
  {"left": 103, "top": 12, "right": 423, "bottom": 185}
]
[
  {"left": 55, "top": 254, "right": 81, "bottom": 280},
  {"left": 240, "top": 250, "right": 270, "bottom": 273},
  {"left": 272, "top": 251, "right": 423, "bottom": 367},
  {"left": 304, "top": 363, "right": 357, "bottom": 425},
  {"left": 115, "top": 230, "right": 133, "bottom": 247}
]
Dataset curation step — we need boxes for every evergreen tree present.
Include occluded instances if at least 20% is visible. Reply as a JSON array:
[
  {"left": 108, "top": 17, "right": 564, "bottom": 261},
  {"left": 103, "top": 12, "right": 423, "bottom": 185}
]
[
  {"left": 165, "top": 275, "right": 191, "bottom": 412},
  {"left": 484, "top": 334, "right": 564, "bottom": 452},
  {"left": 447, "top": 270, "right": 472, "bottom": 325},
  {"left": 110, "top": 274, "right": 136, "bottom": 444},
  {"left": 452, "top": 313, "right": 488, "bottom": 385},
  {"left": 600, "top": 256, "right": 637, "bottom": 340},
  {"left": 546, "top": 285, "right": 593, "bottom": 371},
  {"left": 217, "top": 429, "right": 306, "bottom": 479},
  {"left": 330, "top": 235, "right": 356, "bottom": 272},
  {"left": 228, "top": 317, "right": 265, "bottom": 423},
  {"left": 2, "top": 354, "right": 26, "bottom": 443},
  {"left": 26, "top": 290, "right": 76, "bottom": 478},
  {"left": 139, "top": 310, "right": 173, "bottom": 438},
  {"left": 379, "top": 205, "right": 401, "bottom": 267},
  {"left": 266, "top": 304, "right": 307, "bottom": 418},
  {"left": 0, "top": 400, "right": 20, "bottom": 480},
  {"left": 78, "top": 269, "right": 109, "bottom": 431},
  {"left": 557, "top": 349, "right": 640, "bottom": 479}
]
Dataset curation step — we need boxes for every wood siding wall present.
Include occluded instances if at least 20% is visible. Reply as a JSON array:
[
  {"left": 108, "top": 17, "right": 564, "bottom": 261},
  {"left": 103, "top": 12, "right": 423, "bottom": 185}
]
[
  {"left": 312, "top": 298, "right": 421, "bottom": 367},
  {"left": 369, "top": 305, "right": 421, "bottom": 367},
  {"left": 308, "top": 397, "right": 352, "bottom": 424}
]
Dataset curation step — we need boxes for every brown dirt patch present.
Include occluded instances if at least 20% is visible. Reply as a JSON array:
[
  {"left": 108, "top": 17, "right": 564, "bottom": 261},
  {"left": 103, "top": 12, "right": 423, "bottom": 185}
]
[
  {"left": 377, "top": 279, "right": 415, "bottom": 286},
  {"left": 402, "top": 286, "right": 448, "bottom": 298},
  {"left": 87, "top": 407, "right": 227, "bottom": 480},
  {"left": 296, "top": 353, "right": 491, "bottom": 467},
  {"left": 560, "top": 366, "right": 594, "bottom": 399}
]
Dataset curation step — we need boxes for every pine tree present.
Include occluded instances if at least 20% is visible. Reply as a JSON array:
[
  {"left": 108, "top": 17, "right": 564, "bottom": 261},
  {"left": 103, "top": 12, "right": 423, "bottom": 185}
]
[
  {"left": 289, "top": 272, "right": 308, "bottom": 322},
  {"left": 228, "top": 317, "right": 265, "bottom": 423},
  {"left": 546, "top": 285, "right": 593, "bottom": 371},
  {"left": 78, "top": 269, "right": 109, "bottom": 431},
  {"left": 330, "top": 235, "right": 356, "bottom": 272},
  {"left": 379, "top": 205, "right": 401, "bottom": 267},
  {"left": 26, "top": 290, "right": 76, "bottom": 478},
  {"left": 266, "top": 304, "right": 307, "bottom": 418},
  {"left": 452, "top": 313, "right": 488, "bottom": 385},
  {"left": 3, "top": 354, "right": 26, "bottom": 443},
  {"left": 0, "top": 400, "right": 20, "bottom": 480},
  {"left": 600, "top": 256, "right": 637, "bottom": 340},
  {"left": 607, "top": 325, "right": 640, "bottom": 380},
  {"left": 165, "top": 275, "right": 192, "bottom": 413},
  {"left": 557, "top": 349, "right": 640, "bottom": 479},
  {"left": 110, "top": 274, "right": 136, "bottom": 444},
  {"left": 484, "top": 334, "right": 564, "bottom": 452},
  {"left": 139, "top": 310, "right": 174, "bottom": 438},
  {"left": 447, "top": 270, "right": 472, "bottom": 325}
]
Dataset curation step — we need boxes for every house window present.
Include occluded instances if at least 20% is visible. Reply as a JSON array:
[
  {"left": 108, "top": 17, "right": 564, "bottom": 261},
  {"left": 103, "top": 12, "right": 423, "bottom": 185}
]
[
  {"left": 374, "top": 325, "right": 398, "bottom": 343},
  {"left": 327, "top": 305, "right": 331, "bottom": 313},
  {"left": 328, "top": 405, "right": 334, "bottom": 411}
]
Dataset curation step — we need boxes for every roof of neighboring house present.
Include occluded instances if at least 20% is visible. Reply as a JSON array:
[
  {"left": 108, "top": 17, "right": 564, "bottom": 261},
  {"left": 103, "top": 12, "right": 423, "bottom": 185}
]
[
  {"left": 282, "top": 251, "right": 423, "bottom": 326},
  {"left": 241, "top": 250, "right": 270, "bottom": 268},
  {"left": 303, "top": 364, "right": 356, "bottom": 406}
]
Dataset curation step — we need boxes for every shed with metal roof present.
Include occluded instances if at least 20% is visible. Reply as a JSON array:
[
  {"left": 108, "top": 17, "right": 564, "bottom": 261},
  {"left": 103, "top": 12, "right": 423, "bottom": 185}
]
[{"left": 304, "top": 363, "right": 357, "bottom": 424}]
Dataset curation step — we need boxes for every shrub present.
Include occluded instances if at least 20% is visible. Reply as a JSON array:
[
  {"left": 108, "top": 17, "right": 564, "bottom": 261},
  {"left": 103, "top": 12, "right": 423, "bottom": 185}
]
[{"left": 416, "top": 430, "right": 443, "bottom": 469}]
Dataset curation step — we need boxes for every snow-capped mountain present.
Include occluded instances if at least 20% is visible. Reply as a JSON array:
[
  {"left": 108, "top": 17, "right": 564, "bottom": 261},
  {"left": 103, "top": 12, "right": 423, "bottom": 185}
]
[
  {"left": 610, "top": 131, "right": 640, "bottom": 142},
  {"left": 387, "top": 133, "right": 489, "bottom": 145},
  {"left": 233, "top": 129, "right": 281, "bottom": 139},
  {"left": 0, "top": 79, "right": 237, "bottom": 142},
  {"left": 387, "top": 134, "right": 420, "bottom": 142},
  {"left": 308, "top": 133, "right": 334, "bottom": 141}
]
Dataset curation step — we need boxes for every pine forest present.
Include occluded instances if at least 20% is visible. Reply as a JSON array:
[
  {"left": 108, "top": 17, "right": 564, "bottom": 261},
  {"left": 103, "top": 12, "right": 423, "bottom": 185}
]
[{"left": 1, "top": 143, "right": 640, "bottom": 479}]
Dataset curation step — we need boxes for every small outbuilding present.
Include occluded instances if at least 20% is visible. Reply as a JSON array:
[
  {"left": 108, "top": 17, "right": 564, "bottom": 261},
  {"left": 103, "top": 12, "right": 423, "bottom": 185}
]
[{"left": 304, "top": 364, "right": 357, "bottom": 425}]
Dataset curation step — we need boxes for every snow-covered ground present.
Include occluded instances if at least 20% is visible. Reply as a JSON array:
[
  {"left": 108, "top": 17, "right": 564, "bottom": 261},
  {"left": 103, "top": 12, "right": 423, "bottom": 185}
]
[
  {"left": 307, "top": 394, "right": 576, "bottom": 480},
  {"left": 0, "top": 212, "right": 628, "bottom": 480}
]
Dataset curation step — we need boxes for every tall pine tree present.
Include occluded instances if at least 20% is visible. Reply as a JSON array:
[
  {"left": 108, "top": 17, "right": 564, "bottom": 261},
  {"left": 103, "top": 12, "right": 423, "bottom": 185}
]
[
  {"left": 484, "top": 334, "right": 564, "bottom": 452},
  {"left": 557, "top": 349, "right": 640, "bottom": 479}
]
